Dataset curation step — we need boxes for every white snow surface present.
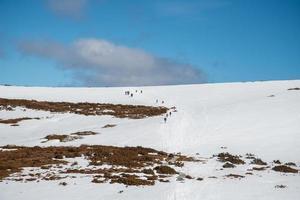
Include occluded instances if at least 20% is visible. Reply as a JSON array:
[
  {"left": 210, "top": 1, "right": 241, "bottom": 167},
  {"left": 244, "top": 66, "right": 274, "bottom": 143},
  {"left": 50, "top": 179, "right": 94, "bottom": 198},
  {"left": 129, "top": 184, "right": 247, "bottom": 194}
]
[{"left": 0, "top": 80, "right": 300, "bottom": 200}]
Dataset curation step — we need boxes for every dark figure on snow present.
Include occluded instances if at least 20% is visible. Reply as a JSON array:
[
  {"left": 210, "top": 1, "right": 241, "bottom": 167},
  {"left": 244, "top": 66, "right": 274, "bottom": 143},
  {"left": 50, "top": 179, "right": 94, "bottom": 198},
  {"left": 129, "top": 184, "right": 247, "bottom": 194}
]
[
  {"left": 169, "top": 112, "right": 172, "bottom": 116},
  {"left": 130, "top": 93, "right": 133, "bottom": 97},
  {"left": 156, "top": 99, "right": 158, "bottom": 103},
  {"left": 140, "top": 90, "right": 143, "bottom": 93},
  {"left": 162, "top": 101, "right": 164, "bottom": 104},
  {"left": 164, "top": 117, "right": 167, "bottom": 123}
]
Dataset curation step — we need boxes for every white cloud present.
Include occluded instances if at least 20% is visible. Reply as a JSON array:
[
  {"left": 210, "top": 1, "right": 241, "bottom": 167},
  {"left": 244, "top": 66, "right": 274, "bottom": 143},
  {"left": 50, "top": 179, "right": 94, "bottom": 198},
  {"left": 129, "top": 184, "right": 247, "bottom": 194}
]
[
  {"left": 47, "top": 0, "right": 88, "bottom": 18},
  {"left": 18, "top": 38, "right": 205, "bottom": 86}
]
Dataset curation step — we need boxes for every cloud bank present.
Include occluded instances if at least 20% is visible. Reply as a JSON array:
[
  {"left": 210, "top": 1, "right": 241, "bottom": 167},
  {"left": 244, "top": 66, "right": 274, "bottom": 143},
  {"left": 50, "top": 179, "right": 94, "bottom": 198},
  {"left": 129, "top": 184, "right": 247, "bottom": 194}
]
[{"left": 18, "top": 38, "right": 205, "bottom": 86}]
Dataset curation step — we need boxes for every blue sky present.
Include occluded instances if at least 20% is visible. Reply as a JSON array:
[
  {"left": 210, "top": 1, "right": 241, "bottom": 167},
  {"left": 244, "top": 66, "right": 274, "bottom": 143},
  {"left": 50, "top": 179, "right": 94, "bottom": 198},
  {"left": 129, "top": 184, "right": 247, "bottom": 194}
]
[{"left": 0, "top": 0, "right": 299, "bottom": 86}]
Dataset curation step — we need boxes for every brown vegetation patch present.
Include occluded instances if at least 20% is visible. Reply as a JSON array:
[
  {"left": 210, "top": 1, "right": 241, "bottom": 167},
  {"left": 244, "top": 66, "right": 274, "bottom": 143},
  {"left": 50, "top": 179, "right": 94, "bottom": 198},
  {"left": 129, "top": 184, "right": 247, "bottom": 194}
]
[
  {"left": 217, "top": 152, "right": 245, "bottom": 165},
  {"left": 110, "top": 175, "right": 154, "bottom": 186},
  {"left": 208, "top": 176, "right": 217, "bottom": 179},
  {"left": 0, "top": 145, "right": 193, "bottom": 186},
  {"left": 0, "top": 98, "right": 168, "bottom": 119},
  {"left": 0, "top": 117, "right": 39, "bottom": 125},
  {"left": 223, "top": 162, "right": 236, "bottom": 168},
  {"left": 154, "top": 166, "right": 177, "bottom": 174},
  {"left": 275, "top": 184, "right": 287, "bottom": 188},
  {"left": 273, "top": 160, "right": 281, "bottom": 164},
  {"left": 252, "top": 167, "right": 267, "bottom": 171},
  {"left": 142, "top": 168, "right": 155, "bottom": 175},
  {"left": 250, "top": 158, "right": 267, "bottom": 165},
  {"left": 285, "top": 162, "right": 296, "bottom": 167},
  {"left": 159, "top": 179, "right": 169, "bottom": 183},
  {"left": 185, "top": 175, "right": 193, "bottom": 179},
  {"left": 225, "top": 174, "right": 245, "bottom": 179},
  {"left": 288, "top": 87, "right": 300, "bottom": 90},
  {"left": 102, "top": 124, "right": 116, "bottom": 128},
  {"left": 43, "top": 134, "right": 71, "bottom": 142},
  {"left": 245, "top": 153, "right": 255, "bottom": 159},
  {"left": 272, "top": 165, "right": 298, "bottom": 173},
  {"left": 71, "top": 131, "right": 98, "bottom": 136},
  {"left": 43, "top": 131, "right": 98, "bottom": 143},
  {"left": 0, "top": 146, "right": 66, "bottom": 180}
]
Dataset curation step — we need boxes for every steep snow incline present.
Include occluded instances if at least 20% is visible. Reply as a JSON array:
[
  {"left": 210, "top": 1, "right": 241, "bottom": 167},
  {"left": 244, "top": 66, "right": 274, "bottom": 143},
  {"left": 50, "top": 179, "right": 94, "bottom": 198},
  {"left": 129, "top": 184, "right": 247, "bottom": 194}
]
[{"left": 0, "top": 80, "right": 300, "bottom": 200}]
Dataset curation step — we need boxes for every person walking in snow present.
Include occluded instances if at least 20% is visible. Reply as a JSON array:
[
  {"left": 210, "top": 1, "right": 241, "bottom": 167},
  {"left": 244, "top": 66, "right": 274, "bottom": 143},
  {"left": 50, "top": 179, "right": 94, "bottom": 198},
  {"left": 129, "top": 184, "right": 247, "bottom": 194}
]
[
  {"left": 164, "top": 117, "right": 167, "bottom": 123},
  {"left": 130, "top": 93, "right": 133, "bottom": 97}
]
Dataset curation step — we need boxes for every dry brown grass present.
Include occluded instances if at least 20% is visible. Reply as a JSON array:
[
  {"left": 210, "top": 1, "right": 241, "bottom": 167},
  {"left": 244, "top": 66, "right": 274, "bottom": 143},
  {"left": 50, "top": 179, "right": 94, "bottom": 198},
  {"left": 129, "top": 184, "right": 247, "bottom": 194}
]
[
  {"left": 223, "top": 162, "right": 235, "bottom": 168},
  {"left": 0, "top": 98, "right": 168, "bottom": 119},
  {"left": 42, "top": 131, "right": 99, "bottom": 143},
  {"left": 250, "top": 158, "right": 267, "bottom": 165},
  {"left": 272, "top": 165, "right": 298, "bottom": 173},
  {"left": 252, "top": 167, "right": 267, "bottom": 171},
  {"left": 154, "top": 166, "right": 177, "bottom": 174},
  {"left": 288, "top": 87, "right": 300, "bottom": 90},
  {"left": 217, "top": 152, "right": 245, "bottom": 165},
  {"left": 0, "top": 117, "right": 39, "bottom": 125},
  {"left": 225, "top": 174, "right": 245, "bottom": 178},
  {"left": 0, "top": 145, "right": 197, "bottom": 186},
  {"left": 102, "top": 124, "right": 117, "bottom": 128},
  {"left": 71, "top": 131, "right": 98, "bottom": 136},
  {"left": 43, "top": 134, "right": 70, "bottom": 142}
]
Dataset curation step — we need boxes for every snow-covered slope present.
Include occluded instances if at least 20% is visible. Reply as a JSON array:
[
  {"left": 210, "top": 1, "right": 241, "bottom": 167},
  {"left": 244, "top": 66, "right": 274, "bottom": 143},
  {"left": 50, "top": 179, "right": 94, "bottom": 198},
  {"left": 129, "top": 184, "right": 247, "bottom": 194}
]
[{"left": 0, "top": 80, "right": 300, "bottom": 200}]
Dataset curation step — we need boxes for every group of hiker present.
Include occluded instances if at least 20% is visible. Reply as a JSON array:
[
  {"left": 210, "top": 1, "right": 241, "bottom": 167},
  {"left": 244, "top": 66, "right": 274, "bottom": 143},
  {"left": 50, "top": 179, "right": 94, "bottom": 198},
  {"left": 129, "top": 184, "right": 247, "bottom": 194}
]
[
  {"left": 155, "top": 99, "right": 165, "bottom": 104},
  {"left": 164, "top": 107, "right": 177, "bottom": 123},
  {"left": 124, "top": 89, "right": 176, "bottom": 123},
  {"left": 124, "top": 90, "right": 142, "bottom": 97}
]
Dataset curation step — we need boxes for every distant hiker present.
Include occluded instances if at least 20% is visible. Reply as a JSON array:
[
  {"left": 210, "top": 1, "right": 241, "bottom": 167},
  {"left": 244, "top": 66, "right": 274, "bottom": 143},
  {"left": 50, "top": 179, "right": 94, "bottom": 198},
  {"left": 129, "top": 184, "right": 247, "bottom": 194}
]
[
  {"left": 164, "top": 117, "right": 167, "bottom": 123},
  {"left": 140, "top": 90, "right": 143, "bottom": 93},
  {"left": 162, "top": 100, "right": 164, "bottom": 104},
  {"left": 166, "top": 113, "right": 168, "bottom": 117},
  {"left": 135, "top": 90, "right": 137, "bottom": 93},
  {"left": 156, "top": 99, "right": 158, "bottom": 103},
  {"left": 130, "top": 93, "right": 133, "bottom": 97},
  {"left": 169, "top": 112, "right": 172, "bottom": 116}
]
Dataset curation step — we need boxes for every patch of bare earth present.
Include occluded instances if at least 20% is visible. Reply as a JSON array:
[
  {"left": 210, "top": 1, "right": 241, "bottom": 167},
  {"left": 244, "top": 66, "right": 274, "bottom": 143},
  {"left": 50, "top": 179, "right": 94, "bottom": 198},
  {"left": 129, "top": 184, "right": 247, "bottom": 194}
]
[
  {"left": 0, "top": 98, "right": 168, "bottom": 119},
  {"left": 0, "top": 145, "right": 197, "bottom": 186}
]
